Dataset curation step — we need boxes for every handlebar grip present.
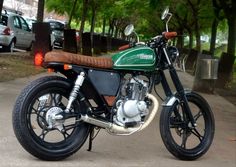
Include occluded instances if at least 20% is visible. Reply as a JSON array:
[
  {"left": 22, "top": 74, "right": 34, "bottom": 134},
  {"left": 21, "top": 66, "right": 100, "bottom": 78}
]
[
  {"left": 163, "top": 32, "right": 177, "bottom": 39},
  {"left": 118, "top": 44, "right": 131, "bottom": 51}
]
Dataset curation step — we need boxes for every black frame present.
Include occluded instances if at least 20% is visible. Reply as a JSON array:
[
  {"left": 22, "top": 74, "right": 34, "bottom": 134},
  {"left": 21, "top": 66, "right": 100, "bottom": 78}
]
[{"left": 43, "top": 36, "right": 196, "bottom": 126}]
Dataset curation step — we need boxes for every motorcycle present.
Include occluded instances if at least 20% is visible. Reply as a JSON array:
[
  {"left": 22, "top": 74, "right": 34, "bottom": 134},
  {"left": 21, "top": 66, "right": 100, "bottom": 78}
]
[{"left": 12, "top": 7, "right": 214, "bottom": 161}]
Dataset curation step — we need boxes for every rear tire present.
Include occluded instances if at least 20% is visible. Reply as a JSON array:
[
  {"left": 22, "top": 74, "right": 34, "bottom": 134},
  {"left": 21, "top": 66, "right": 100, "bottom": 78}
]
[
  {"left": 13, "top": 76, "right": 90, "bottom": 160},
  {"left": 160, "top": 91, "right": 215, "bottom": 160}
]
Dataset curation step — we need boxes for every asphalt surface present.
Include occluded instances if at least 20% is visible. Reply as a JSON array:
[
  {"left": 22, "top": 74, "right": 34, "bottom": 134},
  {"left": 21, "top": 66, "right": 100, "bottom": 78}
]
[{"left": 0, "top": 72, "right": 235, "bottom": 167}]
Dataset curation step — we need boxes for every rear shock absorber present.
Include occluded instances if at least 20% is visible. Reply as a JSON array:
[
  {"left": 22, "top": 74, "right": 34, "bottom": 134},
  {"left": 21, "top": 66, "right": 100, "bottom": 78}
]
[{"left": 65, "top": 72, "right": 85, "bottom": 113}]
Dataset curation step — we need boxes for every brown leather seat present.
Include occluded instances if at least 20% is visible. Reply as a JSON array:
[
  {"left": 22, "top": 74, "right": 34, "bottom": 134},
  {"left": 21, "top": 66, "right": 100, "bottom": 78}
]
[{"left": 44, "top": 51, "right": 113, "bottom": 69}]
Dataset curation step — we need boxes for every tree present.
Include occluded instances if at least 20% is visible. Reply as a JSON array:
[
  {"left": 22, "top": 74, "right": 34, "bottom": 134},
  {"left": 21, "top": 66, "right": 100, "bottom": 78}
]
[
  {"left": 214, "top": 0, "right": 236, "bottom": 87},
  {"left": 37, "top": 0, "right": 45, "bottom": 22},
  {"left": 68, "top": 0, "right": 78, "bottom": 28},
  {"left": 46, "top": 0, "right": 74, "bottom": 21},
  {"left": 219, "top": 0, "right": 236, "bottom": 56},
  {"left": 209, "top": 0, "right": 222, "bottom": 55},
  {"left": 0, "top": 0, "right": 3, "bottom": 19}
]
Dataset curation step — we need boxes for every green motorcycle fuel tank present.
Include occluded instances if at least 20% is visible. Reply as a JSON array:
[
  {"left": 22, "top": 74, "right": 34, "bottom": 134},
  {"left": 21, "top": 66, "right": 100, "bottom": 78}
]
[{"left": 112, "top": 46, "right": 156, "bottom": 71}]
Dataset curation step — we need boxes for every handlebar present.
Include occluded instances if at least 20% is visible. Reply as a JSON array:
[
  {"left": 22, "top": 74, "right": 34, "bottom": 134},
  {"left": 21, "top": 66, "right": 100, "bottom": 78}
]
[
  {"left": 118, "top": 44, "right": 131, "bottom": 51},
  {"left": 118, "top": 31, "right": 177, "bottom": 51},
  {"left": 163, "top": 32, "right": 177, "bottom": 39}
]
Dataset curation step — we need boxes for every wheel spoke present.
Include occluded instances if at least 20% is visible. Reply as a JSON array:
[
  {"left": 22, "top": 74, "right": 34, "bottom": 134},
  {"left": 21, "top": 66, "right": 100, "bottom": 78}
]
[
  {"left": 31, "top": 107, "right": 38, "bottom": 114},
  {"left": 64, "top": 124, "right": 77, "bottom": 131},
  {"left": 39, "top": 128, "right": 49, "bottom": 141},
  {"left": 59, "top": 128, "right": 70, "bottom": 140},
  {"left": 194, "top": 110, "right": 203, "bottom": 121},
  {"left": 30, "top": 106, "right": 48, "bottom": 125},
  {"left": 191, "top": 128, "right": 203, "bottom": 142},
  {"left": 51, "top": 93, "right": 62, "bottom": 106},
  {"left": 181, "top": 130, "right": 188, "bottom": 149}
]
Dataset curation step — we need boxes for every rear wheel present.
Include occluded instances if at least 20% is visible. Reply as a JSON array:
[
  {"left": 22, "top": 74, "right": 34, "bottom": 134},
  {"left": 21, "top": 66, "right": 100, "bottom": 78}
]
[
  {"left": 13, "top": 76, "right": 90, "bottom": 160},
  {"left": 160, "top": 91, "right": 215, "bottom": 160}
]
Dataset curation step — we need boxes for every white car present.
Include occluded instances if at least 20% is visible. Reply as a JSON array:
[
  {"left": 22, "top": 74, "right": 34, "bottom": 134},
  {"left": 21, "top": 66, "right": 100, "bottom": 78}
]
[{"left": 0, "top": 11, "right": 34, "bottom": 52}]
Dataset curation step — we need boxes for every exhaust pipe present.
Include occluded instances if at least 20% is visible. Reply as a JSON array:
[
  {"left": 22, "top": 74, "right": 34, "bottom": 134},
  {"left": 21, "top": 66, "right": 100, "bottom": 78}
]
[{"left": 81, "top": 93, "right": 159, "bottom": 134}]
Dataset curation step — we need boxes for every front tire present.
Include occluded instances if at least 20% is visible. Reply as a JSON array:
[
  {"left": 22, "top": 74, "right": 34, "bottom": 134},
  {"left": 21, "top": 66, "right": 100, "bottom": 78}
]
[
  {"left": 13, "top": 76, "right": 90, "bottom": 160},
  {"left": 160, "top": 91, "right": 215, "bottom": 160}
]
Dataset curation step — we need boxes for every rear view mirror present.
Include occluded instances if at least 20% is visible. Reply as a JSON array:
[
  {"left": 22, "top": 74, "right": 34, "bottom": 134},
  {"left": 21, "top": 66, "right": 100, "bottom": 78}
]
[
  {"left": 161, "top": 7, "right": 169, "bottom": 20},
  {"left": 124, "top": 24, "right": 134, "bottom": 36}
]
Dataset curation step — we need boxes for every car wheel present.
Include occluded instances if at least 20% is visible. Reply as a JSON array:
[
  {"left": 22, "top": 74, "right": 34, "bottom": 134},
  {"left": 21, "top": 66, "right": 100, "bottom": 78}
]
[
  {"left": 26, "top": 42, "right": 33, "bottom": 51},
  {"left": 5, "top": 40, "right": 15, "bottom": 52}
]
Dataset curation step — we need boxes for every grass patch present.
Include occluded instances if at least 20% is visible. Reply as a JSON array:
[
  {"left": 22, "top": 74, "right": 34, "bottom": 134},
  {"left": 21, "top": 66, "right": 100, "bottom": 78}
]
[{"left": 0, "top": 52, "right": 45, "bottom": 82}]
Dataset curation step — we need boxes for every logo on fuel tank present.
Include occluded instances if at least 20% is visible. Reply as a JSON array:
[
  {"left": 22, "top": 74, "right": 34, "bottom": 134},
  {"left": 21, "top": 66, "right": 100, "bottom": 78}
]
[{"left": 138, "top": 54, "right": 153, "bottom": 60}]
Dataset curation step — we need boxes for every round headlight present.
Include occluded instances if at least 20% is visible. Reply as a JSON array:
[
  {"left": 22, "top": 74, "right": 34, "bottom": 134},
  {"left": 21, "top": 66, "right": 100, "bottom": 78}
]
[{"left": 167, "top": 46, "right": 179, "bottom": 63}]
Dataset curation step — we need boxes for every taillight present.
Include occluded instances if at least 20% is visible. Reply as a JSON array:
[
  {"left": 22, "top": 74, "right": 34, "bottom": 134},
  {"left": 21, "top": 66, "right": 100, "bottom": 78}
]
[
  {"left": 3, "top": 27, "right": 11, "bottom": 35},
  {"left": 34, "top": 52, "right": 43, "bottom": 66}
]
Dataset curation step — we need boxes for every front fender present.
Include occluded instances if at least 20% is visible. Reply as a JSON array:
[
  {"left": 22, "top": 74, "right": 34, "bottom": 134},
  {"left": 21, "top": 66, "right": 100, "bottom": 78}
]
[{"left": 162, "top": 89, "right": 192, "bottom": 107}]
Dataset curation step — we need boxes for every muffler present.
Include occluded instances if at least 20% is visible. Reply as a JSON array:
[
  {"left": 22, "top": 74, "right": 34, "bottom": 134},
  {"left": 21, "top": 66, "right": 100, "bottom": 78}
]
[{"left": 81, "top": 93, "right": 159, "bottom": 134}]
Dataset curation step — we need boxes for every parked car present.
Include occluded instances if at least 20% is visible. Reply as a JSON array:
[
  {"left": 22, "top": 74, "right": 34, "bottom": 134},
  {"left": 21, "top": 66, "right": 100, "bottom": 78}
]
[
  {"left": 0, "top": 11, "right": 34, "bottom": 52},
  {"left": 23, "top": 17, "right": 36, "bottom": 30},
  {"left": 45, "top": 19, "right": 65, "bottom": 49}
]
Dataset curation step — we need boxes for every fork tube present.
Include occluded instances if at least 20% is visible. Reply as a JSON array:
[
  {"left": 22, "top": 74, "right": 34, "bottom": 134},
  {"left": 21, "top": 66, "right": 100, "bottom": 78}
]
[
  {"left": 169, "top": 66, "right": 196, "bottom": 127},
  {"left": 159, "top": 70, "right": 172, "bottom": 97}
]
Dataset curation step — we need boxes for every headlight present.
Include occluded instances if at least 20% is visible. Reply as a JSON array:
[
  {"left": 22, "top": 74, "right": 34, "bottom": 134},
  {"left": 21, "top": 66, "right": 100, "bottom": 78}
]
[{"left": 167, "top": 46, "right": 179, "bottom": 63}]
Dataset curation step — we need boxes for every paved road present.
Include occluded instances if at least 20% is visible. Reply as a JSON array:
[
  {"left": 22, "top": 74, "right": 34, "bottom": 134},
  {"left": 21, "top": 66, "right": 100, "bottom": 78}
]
[{"left": 0, "top": 72, "right": 235, "bottom": 167}]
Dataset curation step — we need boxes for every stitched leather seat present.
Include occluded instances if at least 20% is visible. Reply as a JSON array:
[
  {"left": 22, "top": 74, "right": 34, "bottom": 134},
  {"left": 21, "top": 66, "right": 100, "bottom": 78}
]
[{"left": 45, "top": 51, "right": 113, "bottom": 69}]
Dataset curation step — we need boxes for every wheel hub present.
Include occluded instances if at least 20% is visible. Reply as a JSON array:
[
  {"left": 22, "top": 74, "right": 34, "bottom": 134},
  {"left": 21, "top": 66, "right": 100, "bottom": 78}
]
[{"left": 46, "top": 107, "right": 64, "bottom": 130}]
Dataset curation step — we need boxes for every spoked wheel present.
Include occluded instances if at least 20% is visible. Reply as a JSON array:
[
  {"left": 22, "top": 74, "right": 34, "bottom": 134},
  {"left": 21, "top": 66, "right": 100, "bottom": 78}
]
[
  {"left": 160, "top": 91, "right": 215, "bottom": 160},
  {"left": 13, "top": 76, "right": 90, "bottom": 160}
]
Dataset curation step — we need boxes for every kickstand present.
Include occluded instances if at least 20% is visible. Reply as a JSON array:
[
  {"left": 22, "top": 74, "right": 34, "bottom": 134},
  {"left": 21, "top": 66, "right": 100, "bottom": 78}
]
[{"left": 87, "top": 127, "right": 100, "bottom": 152}]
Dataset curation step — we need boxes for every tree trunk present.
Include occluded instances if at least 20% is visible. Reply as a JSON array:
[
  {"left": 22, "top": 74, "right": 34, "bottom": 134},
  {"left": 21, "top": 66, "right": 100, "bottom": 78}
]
[
  {"left": 78, "top": 0, "right": 89, "bottom": 52},
  {"left": 114, "top": 26, "right": 119, "bottom": 38},
  {"left": 37, "top": 0, "right": 45, "bottom": 22},
  {"left": 210, "top": 18, "right": 219, "bottom": 55},
  {"left": 108, "top": 19, "right": 116, "bottom": 37},
  {"left": 67, "top": 0, "right": 78, "bottom": 29},
  {"left": 102, "top": 17, "right": 106, "bottom": 36},
  {"left": 189, "top": 32, "right": 193, "bottom": 49},
  {"left": 216, "top": 15, "right": 236, "bottom": 87},
  {"left": 90, "top": 7, "right": 96, "bottom": 35},
  {"left": 176, "top": 29, "right": 184, "bottom": 49},
  {"left": 79, "top": 0, "right": 89, "bottom": 35},
  {"left": 227, "top": 16, "right": 236, "bottom": 56},
  {"left": 90, "top": 5, "right": 96, "bottom": 52},
  {"left": 216, "top": 52, "right": 235, "bottom": 88},
  {"left": 110, "top": 24, "right": 114, "bottom": 37},
  {"left": 195, "top": 22, "right": 201, "bottom": 51},
  {"left": 0, "top": 0, "right": 3, "bottom": 19}
]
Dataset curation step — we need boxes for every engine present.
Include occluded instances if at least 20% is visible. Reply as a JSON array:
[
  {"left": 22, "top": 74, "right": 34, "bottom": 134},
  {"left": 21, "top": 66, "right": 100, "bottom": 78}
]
[{"left": 113, "top": 76, "right": 150, "bottom": 127}]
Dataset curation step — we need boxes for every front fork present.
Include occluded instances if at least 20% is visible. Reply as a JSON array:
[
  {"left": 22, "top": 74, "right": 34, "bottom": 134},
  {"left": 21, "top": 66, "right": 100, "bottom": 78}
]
[
  {"left": 168, "top": 67, "right": 197, "bottom": 127},
  {"left": 161, "top": 47, "right": 196, "bottom": 127}
]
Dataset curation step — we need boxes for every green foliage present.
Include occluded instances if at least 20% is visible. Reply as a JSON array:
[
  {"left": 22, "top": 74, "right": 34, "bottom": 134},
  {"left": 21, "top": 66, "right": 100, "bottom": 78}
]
[
  {"left": 45, "top": 0, "right": 82, "bottom": 22},
  {"left": 44, "top": 0, "right": 234, "bottom": 52}
]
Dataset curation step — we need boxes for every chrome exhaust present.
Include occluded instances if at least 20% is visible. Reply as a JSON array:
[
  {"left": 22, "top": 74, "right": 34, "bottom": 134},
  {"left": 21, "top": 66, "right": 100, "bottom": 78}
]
[{"left": 81, "top": 93, "right": 159, "bottom": 135}]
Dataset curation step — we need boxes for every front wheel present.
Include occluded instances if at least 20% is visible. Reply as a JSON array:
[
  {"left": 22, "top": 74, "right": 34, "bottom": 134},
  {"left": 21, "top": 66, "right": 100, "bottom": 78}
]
[
  {"left": 13, "top": 76, "right": 90, "bottom": 160},
  {"left": 160, "top": 91, "right": 215, "bottom": 160}
]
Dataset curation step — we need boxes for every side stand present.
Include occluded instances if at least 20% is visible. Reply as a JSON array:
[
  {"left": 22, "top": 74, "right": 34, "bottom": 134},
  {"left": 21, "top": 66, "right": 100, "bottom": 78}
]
[{"left": 87, "top": 127, "right": 100, "bottom": 151}]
